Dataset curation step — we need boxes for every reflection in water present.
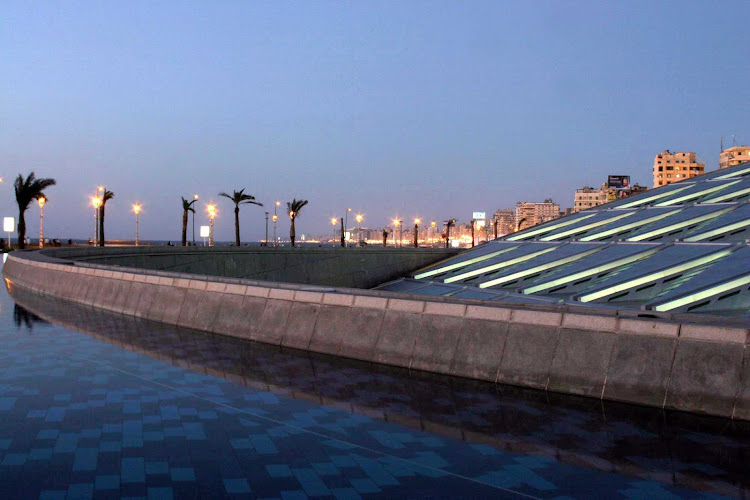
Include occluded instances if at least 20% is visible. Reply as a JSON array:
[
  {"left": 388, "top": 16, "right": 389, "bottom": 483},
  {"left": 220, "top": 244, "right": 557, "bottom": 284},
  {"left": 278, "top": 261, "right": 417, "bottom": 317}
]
[
  {"left": 9, "top": 286, "right": 750, "bottom": 498},
  {"left": 12, "top": 303, "right": 46, "bottom": 330}
]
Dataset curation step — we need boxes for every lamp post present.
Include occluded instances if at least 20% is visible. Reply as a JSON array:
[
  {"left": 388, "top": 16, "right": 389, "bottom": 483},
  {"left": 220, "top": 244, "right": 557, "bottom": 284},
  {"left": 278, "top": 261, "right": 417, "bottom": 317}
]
[
  {"left": 91, "top": 196, "right": 102, "bottom": 245},
  {"left": 273, "top": 201, "right": 280, "bottom": 246},
  {"left": 413, "top": 218, "right": 421, "bottom": 248},
  {"left": 330, "top": 217, "right": 337, "bottom": 247},
  {"left": 355, "top": 213, "right": 363, "bottom": 246},
  {"left": 344, "top": 208, "right": 352, "bottom": 246},
  {"left": 133, "top": 203, "right": 142, "bottom": 246},
  {"left": 192, "top": 194, "right": 199, "bottom": 246},
  {"left": 207, "top": 203, "right": 216, "bottom": 247},
  {"left": 444, "top": 219, "right": 456, "bottom": 248},
  {"left": 392, "top": 218, "right": 401, "bottom": 247},
  {"left": 470, "top": 219, "right": 476, "bottom": 248},
  {"left": 430, "top": 220, "right": 436, "bottom": 246},
  {"left": 37, "top": 196, "right": 46, "bottom": 248},
  {"left": 265, "top": 212, "right": 269, "bottom": 246}
]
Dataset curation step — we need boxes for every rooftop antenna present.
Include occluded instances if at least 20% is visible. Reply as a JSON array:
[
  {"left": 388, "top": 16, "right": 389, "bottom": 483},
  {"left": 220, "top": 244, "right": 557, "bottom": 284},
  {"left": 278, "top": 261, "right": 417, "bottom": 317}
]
[
  {"left": 721, "top": 136, "right": 724, "bottom": 152},
  {"left": 733, "top": 135, "right": 738, "bottom": 146}
]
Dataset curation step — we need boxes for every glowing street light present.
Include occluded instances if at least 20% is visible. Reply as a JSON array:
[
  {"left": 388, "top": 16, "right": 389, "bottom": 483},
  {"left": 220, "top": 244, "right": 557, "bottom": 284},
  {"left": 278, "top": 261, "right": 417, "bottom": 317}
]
[
  {"left": 91, "top": 195, "right": 102, "bottom": 245},
  {"left": 344, "top": 208, "right": 352, "bottom": 246},
  {"left": 392, "top": 218, "right": 401, "bottom": 247},
  {"left": 132, "top": 203, "right": 142, "bottom": 246},
  {"left": 330, "top": 217, "right": 337, "bottom": 247},
  {"left": 413, "top": 218, "right": 421, "bottom": 248},
  {"left": 207, "top": 203, "right": 216, "bottom": 247},
  {"left": 192, "top": 194, "right": 199, "bottom": 245},
  {"left": 273, "top": 201, "right": 280, "bottom": 246},
  {"left": 355, "top": 213, "right": 363, "bottom": 245},
  {"left": 37, "top": 196, "right": 46, "bottom": 248}
]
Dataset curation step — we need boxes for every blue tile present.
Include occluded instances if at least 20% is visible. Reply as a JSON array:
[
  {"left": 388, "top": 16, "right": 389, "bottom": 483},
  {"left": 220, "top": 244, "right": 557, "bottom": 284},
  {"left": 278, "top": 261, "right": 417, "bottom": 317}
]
[
  {"left": 1, "top": 452, "right": 27, "bottom": 465},
  {"left": 122, "top": 457, "right": 146, "bottom": 483},
  {"left": 36, "top": 429, "right": 59, "bottom": 440},
  {"left": 224, "top": 478, "right": 251, "bottom": 494},
  {"left": 99, "top": 441, "right": 121, "bottom": 453},
  {"left": 147, "top": 487, "right": 174, "bottom": 500},
  {"left": 145, "top": 461, "right": 169, "bottom": 475},
  {"left": 267, "top": 464, "right": 293, "bottom": 478},
  {"left": 170, "top": 467, "right": 195, "bottom": 481},
  {"left": 95, "top": 475, "right": 120, "bottom": 490},
  {"left": 29, "top": 447, "right": 54, "bottom": 460},
  {"left": 0, "top": 396, "right": 17, "bottom": 410},
  {"left": 331, "top": 488, "right": 362, "bottom": 500},
  {"left": 312, "top": 462, "right": 340, "bottom": 476},
  {"left": 39, "top": 491, "right": 66, "bottom": 500},
  {"left": 349, "top": 479, "right": 380, "bottom": 494},
  {"left": 280, "top": 491, "right": 308, "bottom": 500},
  {"left": 66, "top": 483, "right": 94, "bottom": 500},
  {"left": 0, "top": 438, "right": 12, "bottom": 449}
]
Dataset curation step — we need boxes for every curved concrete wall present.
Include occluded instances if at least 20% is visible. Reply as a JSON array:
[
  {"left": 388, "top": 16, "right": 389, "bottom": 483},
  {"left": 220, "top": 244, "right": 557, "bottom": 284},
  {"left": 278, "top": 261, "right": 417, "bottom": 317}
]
[
  {"left": 38, "top": 246, "right": 461, "bottom": 289},
  {"left": 4, "top": 251, "right": 750, "bottom": 420}
]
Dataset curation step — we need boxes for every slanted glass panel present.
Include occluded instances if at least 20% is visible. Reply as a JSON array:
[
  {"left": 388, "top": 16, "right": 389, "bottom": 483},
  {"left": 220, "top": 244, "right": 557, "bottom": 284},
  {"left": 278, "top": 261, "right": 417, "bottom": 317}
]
[
  {"left": 644, "top": 245, "right": 750, "bottom": 309},
  {"left": 450, "top": 289, "right": 508, "bottom": 300},
  {"left": 375, "top": 279, "right": 432, "bottom": 294},
  {"left": 653, "top": 180, "right": 740, "bottom": 206},
  {"left": 577, "top": 208, "right": 682, "bottom": 241},
  {"left": 683, "top": 204, "right": 750, "bottom": 242},
  {"left": 475, "top": 243, "right": 604, "bottom": 289},
  {"left": 539, "top": 211, "right": 636, "bottom": 241},
  {"left": 624, "top": 205, "right": 734, "bottom": 242},
  {"left": 408, "top": 284, "right": 461, "bottom": 297},
  {"left": 575, "top": 243, "right": 734, "bottom": 303},
  {"left": 713, "top": 161, "right": 750, "bottom": 180},
  {"left": 521, "top": 243, "right": 659, "bottom": 295},
  {"left": 413, "top": 241, "right": 520, "bottom": 279},
  {"left": 440, "top": 242, "right": 561, "bottom": 283},
  {"left": 505, "top": 213, "right": 596, "bottom": 241},
  {"left": 700, "top": 177, "right": 750, "bottom": 204}
]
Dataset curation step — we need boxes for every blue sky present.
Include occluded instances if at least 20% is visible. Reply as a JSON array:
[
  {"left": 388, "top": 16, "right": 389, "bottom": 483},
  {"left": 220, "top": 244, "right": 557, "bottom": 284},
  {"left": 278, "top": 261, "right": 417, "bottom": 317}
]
[{"left": 2, "top": 1, "right": 749, "bottom": 242}]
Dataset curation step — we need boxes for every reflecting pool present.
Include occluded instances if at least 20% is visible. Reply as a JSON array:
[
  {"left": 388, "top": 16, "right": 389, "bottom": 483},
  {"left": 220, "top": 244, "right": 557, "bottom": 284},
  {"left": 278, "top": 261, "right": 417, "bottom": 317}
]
[{"left": 1, "top": 271, "right": 748, "bottom": 498}]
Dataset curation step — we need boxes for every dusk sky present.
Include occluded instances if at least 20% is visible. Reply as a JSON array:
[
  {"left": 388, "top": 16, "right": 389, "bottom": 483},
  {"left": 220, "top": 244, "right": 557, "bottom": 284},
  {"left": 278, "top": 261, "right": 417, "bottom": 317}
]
[{"left": 2, "top": 1, "right": 749, "bottom": 242}]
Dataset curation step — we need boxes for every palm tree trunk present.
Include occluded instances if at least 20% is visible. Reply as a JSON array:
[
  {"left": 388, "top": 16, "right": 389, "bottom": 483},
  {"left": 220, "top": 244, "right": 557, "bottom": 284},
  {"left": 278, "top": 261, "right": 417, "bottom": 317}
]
[
  {"left": 234, "top": 207, "right": 240, "bottom": 246},
  {"left": 290, "top": 218, "right": 296, "bottom": 247},
  {"left": 182, "top": 211, "right": 188, "bottom": 246},
  {"left": 99, "top": 206, "right": 105, "bottom": 247},
  {"left": 17, "top": 210, "right": 26, "bottom": 249}
]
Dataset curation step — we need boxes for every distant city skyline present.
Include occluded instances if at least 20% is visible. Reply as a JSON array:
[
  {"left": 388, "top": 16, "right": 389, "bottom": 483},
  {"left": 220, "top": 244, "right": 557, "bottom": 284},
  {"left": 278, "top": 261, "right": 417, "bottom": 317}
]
[{"left": 2, "top": 1, "right": 749, "bottom": 242}]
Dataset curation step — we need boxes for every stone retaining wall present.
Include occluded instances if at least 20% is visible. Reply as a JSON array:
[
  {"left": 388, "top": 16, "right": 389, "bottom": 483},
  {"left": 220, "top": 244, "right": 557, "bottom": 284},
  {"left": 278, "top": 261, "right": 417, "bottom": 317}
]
[{"left": 4, "top": 252, "right": 749, "bottom": 420}]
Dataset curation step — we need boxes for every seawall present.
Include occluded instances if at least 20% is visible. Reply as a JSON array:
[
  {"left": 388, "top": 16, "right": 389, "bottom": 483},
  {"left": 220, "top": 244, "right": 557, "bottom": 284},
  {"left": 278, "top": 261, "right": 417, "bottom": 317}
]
[{"left": 3, "top": 249, "right": 750, "bottom": 420}]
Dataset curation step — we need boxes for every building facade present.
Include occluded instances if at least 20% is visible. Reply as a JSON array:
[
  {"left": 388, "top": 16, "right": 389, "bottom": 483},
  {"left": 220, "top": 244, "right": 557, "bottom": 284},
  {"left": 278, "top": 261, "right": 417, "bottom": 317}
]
[
  {"left": 493, "top": 209, "right": 516, "bottom": 235},
  {"left": 573, "top": 184, "right": 608, "bottom": 212},
  {"left": 719, "top": 145, "right": 750, "bottom": 170},
  {"left": 652, "top": 150, "right": 704, "bottom": 188},
  {"left": 515, "top": 199, "right": 560, "bottom": 231}
]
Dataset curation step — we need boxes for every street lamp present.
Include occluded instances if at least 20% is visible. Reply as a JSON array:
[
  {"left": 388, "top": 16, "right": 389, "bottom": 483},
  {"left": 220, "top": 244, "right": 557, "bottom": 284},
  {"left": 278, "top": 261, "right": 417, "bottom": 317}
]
[
  {"left": 392, "top": 218, "right": 401, "bottom": 247},
  {"left": 330, "top": 217, "right": 337, "bottom": 247},
  {"left": 192, "top": 194, "right": 199, "bottom": 246},
  {"left": 344, "top": 208, "right": 352, "bottom": 246},
  {"left": 413, "top": 218, "right": 421, "bottom": 248},
  {"left": 207, "top": 203, "right": 216, "bottom": 247},
  {"left": 265, "top": 211, "right": 270, "bottom": 246},
  {"left": 133, "top": 203, "right": 142, "bottom": 246},
  {"left": 37, "top": 196, "right": 46, "bottom": 248},
  {"left": 355, "top": 213, "right": 363, "bottom": 246},
  {"left": 444, "top": 219, "right": 456, "bottom": 248},
  {"left": 273, "top": 201, "right": 280, "bottom": 246},
  {"left": 430, "top": 220, "right": 436, "bottom": 246},
  {"left": 91, "top": 196, "right": 102, "bottom": 245}
]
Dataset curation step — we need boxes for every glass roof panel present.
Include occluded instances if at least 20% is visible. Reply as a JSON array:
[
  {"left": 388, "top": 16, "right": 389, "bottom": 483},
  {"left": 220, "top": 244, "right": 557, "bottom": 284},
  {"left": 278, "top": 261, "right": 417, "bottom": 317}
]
[
  {"left": 539, "top": 211, "right": 636, "bottom": 241},
  {"left": 577, "top": 207, "right": 682, "bottom": 241},
  {"left": 624, "top": 205, "right": 734, "bottom": 242},
  {"left": 413, "top": 241, "right": 520, "bottom": 279},
  {"left": 653, "top": 180, "right": 740, "bottom": 206},
  {"left": 440, "top": 242, "right": 561, "bottom": 283},
  {"left": 521, "top": 243, "right": 660, "bottom": 294},
  {"left": 644, "top": 246, "right": 750, "bottom": 309},
  {"left": 575, "top": 244, "right": 734, "bottom": 302},
  {"left": 700, "top": 177, "right": 750, "bottom": 203},
  {"left": 682, "top": 204, "right": 750, "bottom": 242}
]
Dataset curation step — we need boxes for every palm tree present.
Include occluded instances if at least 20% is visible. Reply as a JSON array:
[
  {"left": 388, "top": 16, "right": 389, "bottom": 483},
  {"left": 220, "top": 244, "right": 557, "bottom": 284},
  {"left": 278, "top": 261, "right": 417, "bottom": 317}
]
[
  {"left": 287, "top": 199, "right": 309, "bottom": 247},
  {"left": 218, "top": 189, "right": 263, "bottom": 246},
  {"left": 98, "top": 189, "right": 114, "bottom": 247},
  {"left": 13, "top": 173, "right": 56, "bottom": 250},
  {"left": 181, "top": 197, "right": 197, "bottom": 246}
]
